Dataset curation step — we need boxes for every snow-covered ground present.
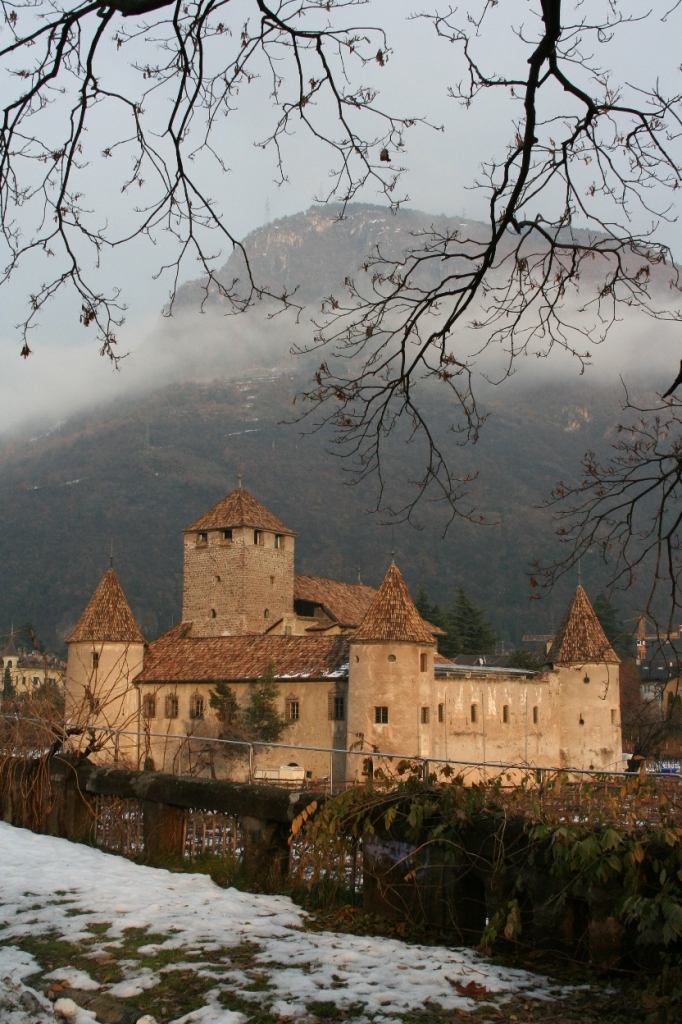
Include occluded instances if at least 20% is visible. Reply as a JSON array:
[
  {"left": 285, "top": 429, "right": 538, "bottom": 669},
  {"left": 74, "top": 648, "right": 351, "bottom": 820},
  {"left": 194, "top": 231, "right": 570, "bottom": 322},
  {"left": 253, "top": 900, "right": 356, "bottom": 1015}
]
[{"left": 0, "top": 824, "right": 564, "bottom": 1024}]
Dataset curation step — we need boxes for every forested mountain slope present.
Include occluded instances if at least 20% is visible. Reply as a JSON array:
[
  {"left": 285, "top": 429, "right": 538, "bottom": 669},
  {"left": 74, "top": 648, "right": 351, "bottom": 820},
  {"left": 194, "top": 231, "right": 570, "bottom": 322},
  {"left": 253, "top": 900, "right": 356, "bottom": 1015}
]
[{"left": 0, "top": 370, "right": 636, "bottom": 652}]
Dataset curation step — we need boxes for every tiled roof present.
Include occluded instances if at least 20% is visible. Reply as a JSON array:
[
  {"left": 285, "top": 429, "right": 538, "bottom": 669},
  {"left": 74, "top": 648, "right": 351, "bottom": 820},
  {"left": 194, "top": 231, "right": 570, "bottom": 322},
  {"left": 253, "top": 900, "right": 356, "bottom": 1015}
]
[
  {"left": 352, "top": 563, "right": 436, "bottom": 645},
  {"left": 67, "top": 569, "right": 145, "bottom": 644},
  {"left": 546, "top": 586, "right": 620, "bottom": 665},
  {"left": 294, "top": 574, "right": 377, "bottom": 627},
  {"left": 136, "top": 631, "right": 350, "bottom": 683},
  {"left": 185, "top": 486, "right": 296, "bottom": 535}
]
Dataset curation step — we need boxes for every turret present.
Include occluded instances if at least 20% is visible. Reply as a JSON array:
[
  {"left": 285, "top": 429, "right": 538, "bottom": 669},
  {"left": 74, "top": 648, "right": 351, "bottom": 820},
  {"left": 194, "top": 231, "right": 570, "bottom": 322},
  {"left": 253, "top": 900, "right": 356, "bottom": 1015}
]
[
  {"left": 346, "top": 562, "right": 436, "bottom": 779},
  {"left": 546, "top": 585, "right": 622, "bottom": 770},
  {"left": 65, "top": 568, "right": 145, "bottom": 761},
  {"left": 182, "top": 485, "right": 296, "bottom": 637}
]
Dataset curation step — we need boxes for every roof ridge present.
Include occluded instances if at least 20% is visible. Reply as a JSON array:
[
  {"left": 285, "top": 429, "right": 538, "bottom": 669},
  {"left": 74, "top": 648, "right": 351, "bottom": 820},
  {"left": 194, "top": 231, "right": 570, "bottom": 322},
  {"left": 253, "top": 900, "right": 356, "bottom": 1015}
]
[
  {"left": 67, "top": 569, "right": 145, "bottom": 644},
  {"left": 352, "top": 563, "right": 435, "bottom": 644},
  {"left": 546, "top": 585, "right": 620, "bottom": 665}
]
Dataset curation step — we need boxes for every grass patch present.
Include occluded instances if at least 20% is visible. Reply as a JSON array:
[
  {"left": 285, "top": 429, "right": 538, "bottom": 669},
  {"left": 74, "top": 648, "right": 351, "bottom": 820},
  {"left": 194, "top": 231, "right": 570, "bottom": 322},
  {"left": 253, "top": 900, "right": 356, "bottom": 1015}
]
[
  {"left": 131, "top": 967, "right": 214, "bottom": 1022},
  {"left": 306, "top": 1000, "right": 345, "bottom": 1019}
]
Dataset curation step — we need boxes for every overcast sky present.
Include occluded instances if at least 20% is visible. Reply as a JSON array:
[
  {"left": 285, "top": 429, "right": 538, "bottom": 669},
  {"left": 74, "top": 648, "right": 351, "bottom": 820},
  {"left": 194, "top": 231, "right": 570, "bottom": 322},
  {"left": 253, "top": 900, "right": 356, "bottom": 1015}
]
[{"left": 1, "top": 0, "right": 681, "bottom": 432}]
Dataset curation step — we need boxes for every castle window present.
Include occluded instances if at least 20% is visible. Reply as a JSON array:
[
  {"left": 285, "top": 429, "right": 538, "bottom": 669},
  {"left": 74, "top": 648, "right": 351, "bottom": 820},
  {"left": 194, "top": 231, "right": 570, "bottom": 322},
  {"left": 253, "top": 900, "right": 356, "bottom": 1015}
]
[
  {"left": 533, "top": 705, "right": 539, "bottom": 725},
  {"left": 275, "top": 534, "right": 284, "bottom": 549},
  {"left": 198, "top": 532, "right": 208, "bottom": 545},
  {"left": 189, "top": 693, "right": 205, "bottom": 720},
  {"left": 223, "top": 529, "right": 232, "bottom": 541},
  {"left": 165, "top": 694, "right": 179, "bottom": 719},
  {"left": 420, "top": 706, "right": 429, "bottom": 724},
  {"left": 328, "top": 693, "right": 345, "bottom": 720},
  {"left": 92, "top": 652, "right": 99, "bottom": 669},
  {"left": 387, "top": 654, "right": 396, "bottom": 663},
  {"left": 264, "top": 608, "right": 269, "bottom": 619},
  {"left": 254, "top": 530, "right": 264, "bottom": 545},
  {"left": 270, "top": 576, "right": 275, "bottom": 585},
  {"left": 142, "top": 694, "right": 156, "bottom": 719},
  {"left": 6, "top": 660, "right": 11, "bottom": 669},
  {"left": 374, "top": 706, "right": 388, "bottom": 724},
  {"left": 420, "top": 653, "right": 428, "bottom": 672},
  {"left": 285, "top": 697, "right": 300, "bottom": 721},
  {"left": 284, "top": 625, "right": 292, "bottom": 636},
  {"left": 470, "top": 703, "right": 478, "bottom": 724},
  {"left": 438, "top": 703, "right": 444, "bottom": 723},
  {"left": 210, "top": 608, "right": 217, "bottom": 618},
  {"left": 215, "top": 575, "right": 221, "bottom": 583},
  {"left": 503, "top": 705, "right": 510, "bottom": 724},
  {"left": 611, "top": 708, "right": 617, "bottom": 724}
]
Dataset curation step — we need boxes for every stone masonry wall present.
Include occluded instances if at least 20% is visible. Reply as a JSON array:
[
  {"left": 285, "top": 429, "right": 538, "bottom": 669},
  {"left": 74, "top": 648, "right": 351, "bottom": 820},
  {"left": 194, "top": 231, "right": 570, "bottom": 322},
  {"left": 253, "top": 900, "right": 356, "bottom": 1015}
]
[{"left": 182, "top": 525, "right": 295, "bottom": 635}]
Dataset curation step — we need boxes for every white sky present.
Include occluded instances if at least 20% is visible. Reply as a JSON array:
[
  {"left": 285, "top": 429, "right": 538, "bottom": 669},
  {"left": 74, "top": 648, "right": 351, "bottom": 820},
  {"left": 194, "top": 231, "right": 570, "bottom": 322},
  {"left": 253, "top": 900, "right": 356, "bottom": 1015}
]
[{"left": 1, "top": 0, "right": 681, "bottom": 431}]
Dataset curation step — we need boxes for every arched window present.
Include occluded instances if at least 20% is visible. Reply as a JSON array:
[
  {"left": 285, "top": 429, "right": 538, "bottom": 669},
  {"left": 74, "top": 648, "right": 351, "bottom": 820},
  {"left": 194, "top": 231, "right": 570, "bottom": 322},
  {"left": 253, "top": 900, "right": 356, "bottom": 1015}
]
[
  {"left": 502, "top": 705, "right": 510, "bottom": 724},
  {"left": 210, "top": 608, "right": 217, "bottom": 618},
  {"left": 264, "top": 608, "right": 269, "bottom": 619},
  {"left": 470, "top": 703, "right": 478, "bottom": 724}
]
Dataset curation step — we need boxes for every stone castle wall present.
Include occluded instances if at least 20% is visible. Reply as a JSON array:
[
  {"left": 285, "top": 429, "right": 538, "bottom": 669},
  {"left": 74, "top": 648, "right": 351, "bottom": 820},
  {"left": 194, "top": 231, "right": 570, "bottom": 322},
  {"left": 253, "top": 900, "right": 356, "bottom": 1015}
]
[{"left": 182, "top": 525, "right": 295, "bottom": 636}]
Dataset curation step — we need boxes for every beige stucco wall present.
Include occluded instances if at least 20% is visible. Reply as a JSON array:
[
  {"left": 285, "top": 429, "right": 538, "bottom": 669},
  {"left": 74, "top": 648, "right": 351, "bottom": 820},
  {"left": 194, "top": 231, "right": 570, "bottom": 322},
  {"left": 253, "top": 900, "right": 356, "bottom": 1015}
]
[
  {"left": 65, "top": 640, "right": 145, "bottom": 764},
  {"left": 556, "top": 662, "right": 622, "bottom": 769},
  {"left": 345, "top": 641, "right": 436, "bottom": 780},
  {"left": 136, "top": 678, "right": 348, "bottom": 780},
  {"left": 182, "top": 526, "right": 295, "bottom": 636}
]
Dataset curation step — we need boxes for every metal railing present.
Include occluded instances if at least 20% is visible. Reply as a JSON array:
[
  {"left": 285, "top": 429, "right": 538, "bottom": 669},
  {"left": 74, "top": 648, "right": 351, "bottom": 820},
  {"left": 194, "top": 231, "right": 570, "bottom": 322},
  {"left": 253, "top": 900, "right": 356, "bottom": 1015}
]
[{"left": 60, "top": 720, "right": 682, "bottom": 785}]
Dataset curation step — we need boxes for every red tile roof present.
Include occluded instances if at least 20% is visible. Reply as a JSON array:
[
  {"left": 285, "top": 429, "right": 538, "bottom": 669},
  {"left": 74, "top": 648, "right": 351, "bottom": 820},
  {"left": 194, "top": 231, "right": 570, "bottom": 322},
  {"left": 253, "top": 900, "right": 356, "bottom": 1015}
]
[
  {"left": 294, "top": 574, "right": 377, "bottom": 627},
  {"left": 352, "top": 563, "right": 436, "bottom": 645},
  {"left": 184, "top": 486, "right": 296, "bottom": 535},
  {"left": 67, "top": 569, "right": 145, "bottom": 644},
  {"left": 546, "top": 586, "right": 620, "bottom": 665},
  {"left": 136, "top": 630, "right": 350, "bottom": 683}
]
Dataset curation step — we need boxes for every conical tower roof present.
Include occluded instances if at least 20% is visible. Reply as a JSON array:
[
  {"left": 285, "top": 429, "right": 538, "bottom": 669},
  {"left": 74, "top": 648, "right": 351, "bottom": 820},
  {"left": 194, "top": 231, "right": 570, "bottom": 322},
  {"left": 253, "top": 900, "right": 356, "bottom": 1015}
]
[
  {"left": 184, "top": 486, "right": 296, "bottom": 536},
  {"left": 352, "top": 563, "right": 435, "bottom": 644},
  {"left": 67, "top": 569, "right": 144, "bottom": 644},
  {"left": 546, "top": 585, "right": 619, "bottom": 665},
  {"left": 0, "top": 631, "right": 17, "bottom": 658}
]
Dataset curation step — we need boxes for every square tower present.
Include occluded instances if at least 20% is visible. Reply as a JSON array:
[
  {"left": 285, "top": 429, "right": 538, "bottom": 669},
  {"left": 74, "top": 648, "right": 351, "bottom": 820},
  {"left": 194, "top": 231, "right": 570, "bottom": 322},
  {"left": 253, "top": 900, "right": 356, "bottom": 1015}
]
[{"left": 182, "top": 486, "right": 296, "bottom": 636}]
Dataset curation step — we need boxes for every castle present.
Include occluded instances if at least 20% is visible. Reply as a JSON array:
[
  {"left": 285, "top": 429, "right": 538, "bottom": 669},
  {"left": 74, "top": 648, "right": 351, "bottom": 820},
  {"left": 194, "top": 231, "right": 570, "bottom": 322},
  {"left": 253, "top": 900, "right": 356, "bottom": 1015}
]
[{"left": 64, "top": 485, "right": 623, "bottom": 779}]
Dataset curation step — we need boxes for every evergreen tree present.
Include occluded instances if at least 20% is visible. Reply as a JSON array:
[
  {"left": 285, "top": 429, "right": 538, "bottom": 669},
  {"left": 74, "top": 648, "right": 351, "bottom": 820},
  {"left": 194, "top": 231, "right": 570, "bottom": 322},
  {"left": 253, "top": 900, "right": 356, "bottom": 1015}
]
[
  {"left": 209, "top": 680, "right": 241, "bottom": 731},
  {"left": 415, "top": 586, "right": 447, "bottom": 632},
  {"left": 3, "top": 665, "right": 13, "bottom": 697},
  {"left": 593, "top": 592, "right": 634, "bottom": 659},
  {"left": 243, "top": 662, "right": 289, "bottom": 743},
  {"left": 444, "top": 588, "right": 498, "bottom": 658}
]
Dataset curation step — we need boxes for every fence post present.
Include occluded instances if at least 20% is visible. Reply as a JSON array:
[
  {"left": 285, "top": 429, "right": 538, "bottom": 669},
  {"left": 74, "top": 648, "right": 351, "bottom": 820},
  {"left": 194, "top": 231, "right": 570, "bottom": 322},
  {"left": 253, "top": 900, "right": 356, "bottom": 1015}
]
[
  {"left": 248, "top": 744, "right": 254, "bottom": 784},
  {"left": 113, "top": 730, "right": 120, "bottom": 767},
  {"left": 422, "top": 759, "right": 430, "bottom": 783}
]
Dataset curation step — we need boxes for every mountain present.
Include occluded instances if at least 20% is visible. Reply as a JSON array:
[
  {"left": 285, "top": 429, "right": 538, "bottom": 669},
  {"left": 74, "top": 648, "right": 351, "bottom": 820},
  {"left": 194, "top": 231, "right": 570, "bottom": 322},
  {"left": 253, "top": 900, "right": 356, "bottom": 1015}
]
[
  {"left": 0, "top": 368, "right": 638, "bottom": 654},
  {"left": 0, "top": 202, "right": 665, "bottom": 654}
]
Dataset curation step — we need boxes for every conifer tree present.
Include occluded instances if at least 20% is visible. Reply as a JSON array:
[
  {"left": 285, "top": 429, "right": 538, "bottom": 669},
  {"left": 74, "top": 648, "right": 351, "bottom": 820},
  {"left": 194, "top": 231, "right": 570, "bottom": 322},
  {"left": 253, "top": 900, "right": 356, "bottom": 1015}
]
[
  {"left": 243, "top": 662, "right": 289, "bottom": 744},
  {"left": 593, "top": 593, "right": 634, "bottom": 660},
  {"left": 415, "top": 587, "right": 447, "bottom": 633},
  {"left": 444, "top": 588, "right": 498, "bottom": 658},
  {"left": 209, "top": 680, "right": 241, "bottom": 731}
]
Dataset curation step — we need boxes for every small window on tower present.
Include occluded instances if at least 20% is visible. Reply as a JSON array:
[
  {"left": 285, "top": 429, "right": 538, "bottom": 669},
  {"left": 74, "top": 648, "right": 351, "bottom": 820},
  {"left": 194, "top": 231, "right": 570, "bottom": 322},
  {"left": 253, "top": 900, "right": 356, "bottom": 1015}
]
[
  {"left": 503, "top": 705, "right": 510, "bottom": 724},
  {"left": 92, "top": 652, "right": 99, "bottom": 669},
  {"left": 264, "top": 608, "right": 269, "bottom": 619},
  {"left": 611, "top": 708, "right": 617, "bottom": 724},
  {"left": 533, "top": 705, "right": 539, "bottom": 725},
  {"left": 470, "top": 703, "right": 478, "bottom": 724},
  {"left": 223, "top": 529, "right": 232, "bottom": 541},
  {"left": 275, "top": 534, "right": 284, "bottom": 549},
  {"left": 421, "top": 706, "right": 429, "bottom": 724},
  {"left": 254, "top": 530, "right": 264, "bottom": 545},
  {"left": 210, "top": 608, "right": 217, "bottom": 619},
  {"left": 284, "top": 625, "right": 292, "bottom": 636},
  {"left": 420, "top": 653, "right": 428, "bottom": 672},
  {"left": 198, "top": 532, "right": 208, "bottom": 545},
  {"left": 374, "top": 706, "right": 389, "bottom": 724},
  {"left": 438, "top": 703, "right": 444, "bottom": 723}
]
